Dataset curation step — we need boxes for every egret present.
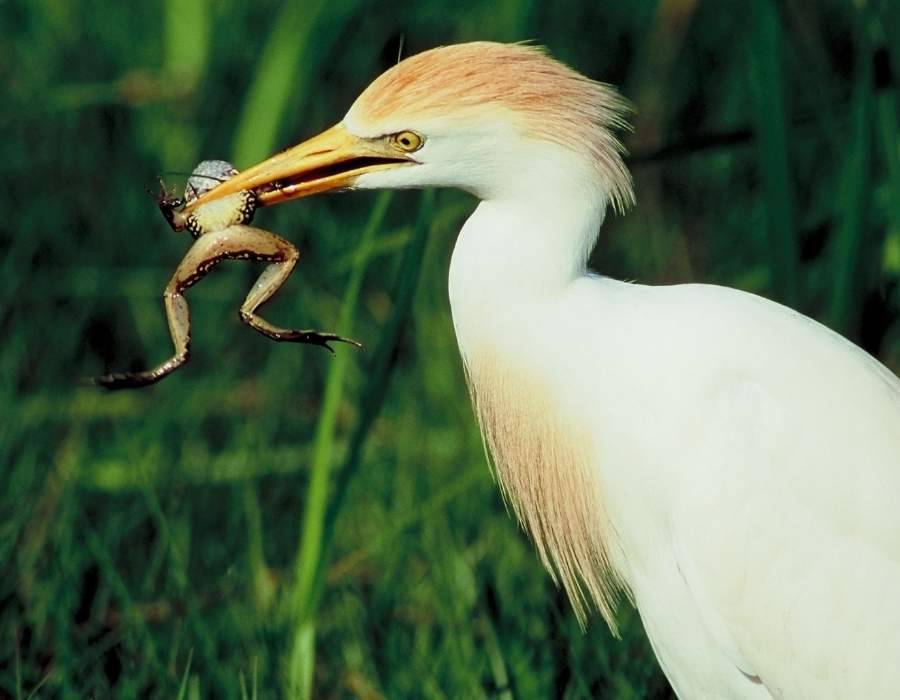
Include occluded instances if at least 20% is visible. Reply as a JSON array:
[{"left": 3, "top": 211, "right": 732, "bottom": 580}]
[{"left": 187, "top": 42, "right": 900, "bottom": 697}]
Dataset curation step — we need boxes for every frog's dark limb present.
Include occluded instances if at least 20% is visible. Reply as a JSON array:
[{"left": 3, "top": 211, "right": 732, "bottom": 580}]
[
  {"left": 92, "top": 286, "right": 191, "bottom": 388},
  {"left": 94, "top": 225, "right": 359, "bottom": 389},
  {"left": 93, "top": 236, "right": 204, "bottom": 388},
  {"left": 233, "top": 226, "right": 362, "bottom": 352}
]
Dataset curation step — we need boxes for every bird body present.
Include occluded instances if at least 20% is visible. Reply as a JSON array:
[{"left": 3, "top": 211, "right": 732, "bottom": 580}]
[
  {"left": 189, "top": 42, "right": 900, "bottom": 698},
  {"left": 450, "top": 162, "right": 900, "bottom": 698},
  {"left": 530, "top": 277, "right": 900, "bottom": 698}
]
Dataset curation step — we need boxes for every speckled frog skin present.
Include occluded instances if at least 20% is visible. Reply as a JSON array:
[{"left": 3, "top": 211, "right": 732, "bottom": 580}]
[
  {"left": 94, "top": 161, "right": 359, "bottom": 389},
  {"left": 181, "top": 160, "right": 258, "bottom": 237}
]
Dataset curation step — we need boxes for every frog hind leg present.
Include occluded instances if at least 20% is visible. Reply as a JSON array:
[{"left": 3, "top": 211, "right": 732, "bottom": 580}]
[
  {"left": 235, "top": 226, "right": 361, "bottom": 353},
  {"left": 93, "top": 224, "right": 360, "bottom": 390},
  {"left": 92, "top": 229, "right": 234, "bottom": 389}
]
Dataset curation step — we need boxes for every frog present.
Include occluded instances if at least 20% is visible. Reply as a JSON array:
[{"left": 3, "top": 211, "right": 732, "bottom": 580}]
[{"left": 94, "top": 160, "right": 360, "bottom": 389}]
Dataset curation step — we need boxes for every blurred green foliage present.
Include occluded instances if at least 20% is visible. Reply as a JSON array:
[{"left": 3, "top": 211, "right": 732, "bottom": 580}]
[{"left": 2, "top": 0, "right": 899, "bottom": 697}]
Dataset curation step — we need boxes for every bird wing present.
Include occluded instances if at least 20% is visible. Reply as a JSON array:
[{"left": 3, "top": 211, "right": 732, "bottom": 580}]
[{"left": 665, "top": 286, "right": 900, "bottom": 698}]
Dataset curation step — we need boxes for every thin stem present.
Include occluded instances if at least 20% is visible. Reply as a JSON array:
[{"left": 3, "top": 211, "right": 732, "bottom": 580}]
[{"left": 284, "top": 192, "right": 392, "bottom": 697}]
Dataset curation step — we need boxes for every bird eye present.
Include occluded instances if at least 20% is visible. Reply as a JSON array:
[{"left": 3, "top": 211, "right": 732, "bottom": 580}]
[{"left": 390, "top": 131, "right": 424, "bottom": 153}]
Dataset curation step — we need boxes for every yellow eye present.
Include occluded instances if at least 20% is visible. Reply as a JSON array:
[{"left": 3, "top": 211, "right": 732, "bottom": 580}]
[{"left": 391, "top": 130, "right": 424, "bottom": 152}]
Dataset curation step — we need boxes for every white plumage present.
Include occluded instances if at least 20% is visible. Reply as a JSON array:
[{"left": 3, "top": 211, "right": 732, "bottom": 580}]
[
  {"left": 190, "top": 42, "right": 900, "bottom": 698},
  {"left": 441, "top": 140, "right": 900, "bottom": 698}
]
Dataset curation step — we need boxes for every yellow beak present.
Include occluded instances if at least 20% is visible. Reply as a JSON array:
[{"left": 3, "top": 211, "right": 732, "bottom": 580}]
[{"left": 183, "top": 123, "right": 413, "bottom": 211}]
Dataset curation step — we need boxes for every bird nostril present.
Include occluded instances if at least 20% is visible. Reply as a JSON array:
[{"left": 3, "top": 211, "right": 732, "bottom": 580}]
[{"left": 305, "top": 148, "right": 337, "bottom": 157}]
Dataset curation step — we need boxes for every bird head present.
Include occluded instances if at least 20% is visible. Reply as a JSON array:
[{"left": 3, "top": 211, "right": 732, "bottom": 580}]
[{"left": 183, "top": 42, "right": 633, "bottom": 214}]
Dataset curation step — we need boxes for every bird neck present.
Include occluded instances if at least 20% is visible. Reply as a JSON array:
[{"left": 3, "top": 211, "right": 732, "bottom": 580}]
[
  {"left": 448, "top": 181, "right": 607, "bottom": 347},
  {"left": 447, "top": 182, "right": 624, "bottom": 626}
]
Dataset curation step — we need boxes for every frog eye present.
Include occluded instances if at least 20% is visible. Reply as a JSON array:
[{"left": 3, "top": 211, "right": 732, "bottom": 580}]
[{"left": 390, "top": 131, "right": 424, "bottom": 153}]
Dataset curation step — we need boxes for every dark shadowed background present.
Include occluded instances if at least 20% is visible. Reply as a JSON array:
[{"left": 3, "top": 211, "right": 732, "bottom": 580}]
[{"left": 3, "top": 0, "right": 899, "bottom": 697}]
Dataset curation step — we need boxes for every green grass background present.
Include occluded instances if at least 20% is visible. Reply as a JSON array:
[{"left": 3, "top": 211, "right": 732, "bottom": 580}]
[{"left": 3, "top": 0, "right": 900, "bottom": 697}]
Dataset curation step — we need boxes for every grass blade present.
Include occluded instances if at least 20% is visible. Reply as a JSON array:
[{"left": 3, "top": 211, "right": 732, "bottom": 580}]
[
  {"left": 872, "top": 18, "right": 900, "bottom": 276},
  {"left": 748, "top": 0, "right": 799, "bottom": 305},
  {"left": 285, "top": 190, "right": 434, "bottom": 698},
  {"left": 243, "top": 482, "right": 274, "bottom": 613},
  {"left": 231, "top": 0, "right": 323, "bottom": 164},
  {"left": 827, "top": 27, "right": 874, "bottom": 333},
  {"left": 877, "top": 80, "right": 900, "bottom": 239},
  {"left": 157, "top": 0, "right": 211, "bottom": 171},
  {"left": 175, "top": 649, "right": 194, "bottom": 700},
  {"left": 307, "top": 191, "right": 436, "bottom": 618},
  {"left": 164, "top": 0, "right": 209, "bottom": 83},
  {"left": 284, "top": 191, "right": 393, "bottom": 697},
  {"left": 230, "top": 0, "right": 361, "bottom": 165}
]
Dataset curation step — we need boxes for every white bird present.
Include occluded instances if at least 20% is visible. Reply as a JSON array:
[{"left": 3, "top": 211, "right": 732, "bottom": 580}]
[{"left": 188, "top": 42, "right": 900, "bottom": 698}]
